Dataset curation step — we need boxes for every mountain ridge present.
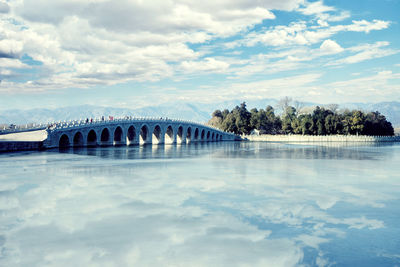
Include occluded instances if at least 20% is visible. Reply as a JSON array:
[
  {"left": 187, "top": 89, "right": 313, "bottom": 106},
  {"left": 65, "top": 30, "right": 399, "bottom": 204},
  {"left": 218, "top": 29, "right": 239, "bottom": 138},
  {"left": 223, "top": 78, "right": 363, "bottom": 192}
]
[{"left": 1, "top": 100, "right": 399, "bottom": 127}]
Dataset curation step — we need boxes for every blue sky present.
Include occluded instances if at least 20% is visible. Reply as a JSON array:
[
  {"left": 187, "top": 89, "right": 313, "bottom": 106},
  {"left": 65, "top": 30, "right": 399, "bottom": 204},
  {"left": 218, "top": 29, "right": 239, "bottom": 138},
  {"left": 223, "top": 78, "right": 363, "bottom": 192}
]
[{"left": 0, "top": 0, "right": 399, "bottom": 110}]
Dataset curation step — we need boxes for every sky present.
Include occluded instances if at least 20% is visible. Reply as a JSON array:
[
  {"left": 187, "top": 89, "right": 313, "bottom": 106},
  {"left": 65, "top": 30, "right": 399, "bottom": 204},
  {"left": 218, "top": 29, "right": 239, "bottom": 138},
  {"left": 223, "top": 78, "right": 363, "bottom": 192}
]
[{"left": 0, "top": 0, "right": 399, "bottom": 110}]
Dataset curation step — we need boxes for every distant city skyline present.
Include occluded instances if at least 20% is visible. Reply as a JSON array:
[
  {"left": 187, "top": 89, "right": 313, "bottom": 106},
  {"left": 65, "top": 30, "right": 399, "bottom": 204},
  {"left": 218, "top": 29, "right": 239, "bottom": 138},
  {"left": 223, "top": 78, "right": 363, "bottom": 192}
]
[{"left": 0, "top": 0, "right": 399, "bottom": 110}]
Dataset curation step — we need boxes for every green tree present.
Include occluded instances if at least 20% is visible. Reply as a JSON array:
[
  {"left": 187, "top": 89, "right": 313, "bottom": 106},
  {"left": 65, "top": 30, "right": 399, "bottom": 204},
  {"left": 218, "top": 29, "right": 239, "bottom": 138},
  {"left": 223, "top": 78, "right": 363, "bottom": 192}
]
[
  {"left": 350, "top": 110, "right": 365, "bottom": 135},
  {"left": 222, "top": 109, "right": 230, "bottom": 120},
  {"left": 233, "top": 102, "right": 252, "bottom": 135},
  {"left": 363, "top": 111, "right": 394, "bottom": 136},
  {"left": 325, "top": 114, "right": 342, "bottom": 134},
  {"left": 250, "top": 108, "right": 260, "bottom": 130},
  {"left": 212, "top": 109, "right": 223, "bottom": 119},
  {"left": 282, "top": 106, "right": 296, "bottom": 134},
  {"left": 208, "top": 101, "right": 394, "bottom": 137},
  {"left": 299, "top": 114, "right": 314, "bottom": 135},
  {"left": 221, "top": 112, "right": 237, "bottom": 133}
]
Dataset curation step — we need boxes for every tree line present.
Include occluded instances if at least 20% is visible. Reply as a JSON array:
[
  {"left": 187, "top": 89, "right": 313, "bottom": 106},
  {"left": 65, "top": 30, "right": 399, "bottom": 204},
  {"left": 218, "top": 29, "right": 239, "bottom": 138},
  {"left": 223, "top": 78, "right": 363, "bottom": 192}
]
[{"left": 208, "top": 102, "right": 394, "bottom": 136}]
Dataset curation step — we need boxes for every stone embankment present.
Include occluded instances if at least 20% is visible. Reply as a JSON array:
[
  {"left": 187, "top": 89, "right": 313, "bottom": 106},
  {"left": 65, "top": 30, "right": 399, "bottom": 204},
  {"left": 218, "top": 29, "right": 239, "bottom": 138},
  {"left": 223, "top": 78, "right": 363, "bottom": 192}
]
[
  {"left": 245, "top": 134, "right": 400, "bottom": 142},
  {"left": 0, "top": 130, "right": 47, "bottom": 152},
  {"left": 0, "top": 141, "right": 44, "bottom": 152}
]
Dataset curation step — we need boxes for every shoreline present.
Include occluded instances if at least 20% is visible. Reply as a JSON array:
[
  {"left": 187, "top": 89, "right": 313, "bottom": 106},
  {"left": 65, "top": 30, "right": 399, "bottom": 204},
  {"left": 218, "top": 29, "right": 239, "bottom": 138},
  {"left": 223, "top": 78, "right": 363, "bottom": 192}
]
[
  {"left": 244, "top": 134, "right": 400, "bottom": 143},
  {"left": 1, "top": 132, "right": 399, "bottom": 153}
]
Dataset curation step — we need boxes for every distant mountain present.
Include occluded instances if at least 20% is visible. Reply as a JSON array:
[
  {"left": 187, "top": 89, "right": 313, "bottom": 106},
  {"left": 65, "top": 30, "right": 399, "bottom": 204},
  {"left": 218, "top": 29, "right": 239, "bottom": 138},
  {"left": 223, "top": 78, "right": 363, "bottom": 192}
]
[
  {"left": 1, "top": 100, "right": 399, "bottom": 127},
  {"left": 0, "top": 104, "right": 212, "bottom": 125}
]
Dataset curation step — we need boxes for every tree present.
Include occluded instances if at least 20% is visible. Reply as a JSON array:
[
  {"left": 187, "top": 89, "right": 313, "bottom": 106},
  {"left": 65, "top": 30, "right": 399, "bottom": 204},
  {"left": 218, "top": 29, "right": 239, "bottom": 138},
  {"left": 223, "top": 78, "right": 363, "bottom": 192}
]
[
  {"left": 350, "top": 110, "right": 365, "bottom": 135},
  {"left": 221, "top": 113, "right": 237, "bottom": 133},
  {"left": 276, "top": 96, "right": 292, "bottom": 115},
  {"left": 208, "top": 116, "right": 223, "bottom": 128},
  {"left": 234, "top": 102, "right": 252, "bottom": 135},
  {"left": 325, "top": 114, "right": 342, "bottom": 134},
  {"left": 293, "top": 101, "right": 305, "bottom": 115},
  {"left": 212, "top": 109, "right": 223, "bottom": 118},
  {"left": 208, "top": 101, "right": 394, "bottom": 136},
  {"left": 326, "top": 104, "right": 339, "bottom": 114},
  {"left": 222, "top": 109, "right": 230, "bottom": 120},
  {"left": 299, "top": 114, "right": 314, "bottom": 135},
  {"left": 363, "top": 111, "right": 394, "bottom": 136},
  {"left": 250, "top": 108, "right": 260, "bottom": 130},
  {"left": 282, "top": 106, "right": 296, "bottom": 134}
]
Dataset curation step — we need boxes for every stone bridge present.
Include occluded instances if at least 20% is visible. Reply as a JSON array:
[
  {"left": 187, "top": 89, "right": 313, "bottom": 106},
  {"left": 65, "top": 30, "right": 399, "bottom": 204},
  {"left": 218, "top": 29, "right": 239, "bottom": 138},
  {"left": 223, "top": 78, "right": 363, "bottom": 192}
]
[{"left": 44, "top": 117, "right": 239, "bottom": 148}]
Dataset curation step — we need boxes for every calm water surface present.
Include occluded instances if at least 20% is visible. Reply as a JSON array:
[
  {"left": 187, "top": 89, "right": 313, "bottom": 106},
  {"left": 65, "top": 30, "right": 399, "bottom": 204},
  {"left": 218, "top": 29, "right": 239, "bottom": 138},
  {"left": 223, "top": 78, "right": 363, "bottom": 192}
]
[{"left": 0, "top": 142, "right": 399, "bottom": 266}]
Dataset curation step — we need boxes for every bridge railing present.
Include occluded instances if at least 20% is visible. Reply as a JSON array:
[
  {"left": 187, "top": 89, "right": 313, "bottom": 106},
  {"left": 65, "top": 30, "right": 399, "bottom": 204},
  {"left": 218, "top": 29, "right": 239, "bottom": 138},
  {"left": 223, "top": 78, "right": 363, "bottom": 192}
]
[{"left": 46, "top": 116, "right": 235, "bottom": 135}]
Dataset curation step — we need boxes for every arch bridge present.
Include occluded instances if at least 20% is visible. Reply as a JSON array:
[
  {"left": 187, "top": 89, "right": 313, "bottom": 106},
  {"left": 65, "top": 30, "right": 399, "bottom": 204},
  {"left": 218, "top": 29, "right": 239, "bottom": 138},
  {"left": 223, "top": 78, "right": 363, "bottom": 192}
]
[{"left": 44, "top": 117, "right": 239, "bottom": 148}]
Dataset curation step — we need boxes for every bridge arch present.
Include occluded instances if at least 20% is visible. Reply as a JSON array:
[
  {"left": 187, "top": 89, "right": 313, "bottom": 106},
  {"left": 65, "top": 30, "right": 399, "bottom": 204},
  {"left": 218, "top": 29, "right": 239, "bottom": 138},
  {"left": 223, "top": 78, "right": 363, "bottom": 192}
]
[
  {"left": 206, "top": 131, "right": 210, "bottom": 141},
  {"left": 140, "top": 125, "right": 149, "bottom": 144},
  {"left": 87, "top": 129, "right": 97, "bottom": 146},
  {"left": 186, "top": 127, "right": 192, "bottom": 143},
  {"left": 177, "top": 126, "right": 184, "bottom": 143},
  {"left": 114, "top": 126, "right": 123, "bottom": 145},
  {"left": 194, "top": 128, "right": 199, "bottom": 141},
  {"left": 127, "top": 125, "right": 136, "bottom": 145},
  {"left": 165, "top": 125, "right": 174, "bottom": 144},
  {"left": 152, "top": 125, "right": 162, "bottom": 144},
  {"left": 100, "top": 128, "right": 110, "bottom": 145},
  {"left": 201, "top": 129, "right": 205, "bottom": 141},
  {"left": 59, "top": 134, "right": 70, "bottom": 148},
  {"left": 212, "top": 132, "right": 215, "bottom": 141},
  {"left": 73, "top": 131, "right": 84, "bottom": 147}
]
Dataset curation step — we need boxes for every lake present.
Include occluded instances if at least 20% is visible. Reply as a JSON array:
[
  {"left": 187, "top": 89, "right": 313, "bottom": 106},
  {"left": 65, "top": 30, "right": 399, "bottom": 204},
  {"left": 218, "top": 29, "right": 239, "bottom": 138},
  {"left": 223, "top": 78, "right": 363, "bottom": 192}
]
[{"left": 0, "top": 142, "right": 399, "bottom": 266}]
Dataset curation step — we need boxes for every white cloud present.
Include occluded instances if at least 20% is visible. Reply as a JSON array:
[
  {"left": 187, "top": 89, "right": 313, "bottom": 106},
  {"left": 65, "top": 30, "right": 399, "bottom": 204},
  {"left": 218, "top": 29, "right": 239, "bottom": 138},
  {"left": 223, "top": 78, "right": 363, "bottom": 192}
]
[
  {"left": 328, "top": 41, "right": 399, "bottom": 65},
  {"left": 299, "top": 0, "right": 335, "bottom": 16},
  {"left": 233, "top": 19, "right": 390, "bottom": 48},
  {"left": 0, "top": 0, "right": 396, "bottom": 104},
  {"left": 13, "top": 0, "right": 281, "bottom": 36},
  {"left": 299, "top": 0, "right": 350, "bottom": 25},
  {"left": 0, "top": 0, "right": 306, "bottom": 93},
  {"left": 319, "top": 39, "right": 344, "bottom": 54},
  {"left": 191, "top": 73, "right": 323, "bottom": 102},
  {"left": 322, "top": 70, "right": 400, "bottom": 102},
  {"left": 0, "top": 58, "right": 30, "bottom": 69},
  {"left": 346, "top": 19, "right": 390, "bottom": 33},
  {"left": 0, "top": 1, "right": 9, "bottom": 14},
  {"left": 0, "top": 39, "right": 24, "bottom": 58},
  {"left": 180, "top": 57, "right": 230, "bottom": 73},
  {"left": 225, "top": 40, "right": 344, "bottom": 78}
]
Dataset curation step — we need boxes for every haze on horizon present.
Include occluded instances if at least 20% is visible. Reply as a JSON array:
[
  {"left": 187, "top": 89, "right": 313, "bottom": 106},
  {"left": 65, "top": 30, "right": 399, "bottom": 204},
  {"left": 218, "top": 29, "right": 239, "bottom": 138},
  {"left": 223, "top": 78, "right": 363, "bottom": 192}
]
[{"left": 0, "top": 0, "right": 399, "bottom": 111}]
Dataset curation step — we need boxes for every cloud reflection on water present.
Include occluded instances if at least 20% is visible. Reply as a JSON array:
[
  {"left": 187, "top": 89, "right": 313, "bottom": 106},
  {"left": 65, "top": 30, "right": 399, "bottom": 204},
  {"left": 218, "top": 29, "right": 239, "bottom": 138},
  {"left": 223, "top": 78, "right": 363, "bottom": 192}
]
[{"left": 0, "top": 142, "right": 399, "bottom": 266}]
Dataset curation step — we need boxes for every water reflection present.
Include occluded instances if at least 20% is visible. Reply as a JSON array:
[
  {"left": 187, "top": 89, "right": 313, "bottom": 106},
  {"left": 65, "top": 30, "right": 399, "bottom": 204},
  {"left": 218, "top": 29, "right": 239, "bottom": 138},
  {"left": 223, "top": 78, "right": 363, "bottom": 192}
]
[
  {"left": 60, "top": 141, "right": 395, "bottom": 162},
  {"left": 59, "top": 142, "right": 227, "bottom": 160},
  {"left": 0, "top": 142, "right": 400, "bottom": 266}
]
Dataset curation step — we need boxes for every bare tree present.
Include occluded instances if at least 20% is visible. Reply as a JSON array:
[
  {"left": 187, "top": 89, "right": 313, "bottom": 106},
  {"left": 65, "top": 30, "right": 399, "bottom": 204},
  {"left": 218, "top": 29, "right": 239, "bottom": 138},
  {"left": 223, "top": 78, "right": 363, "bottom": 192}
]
[
  {"left": 293, "top": 100, "right": 305, "bottom": 115},
  {"left": 276, "top": 96, "right": 292, "bottom": 115},
  {"left": 326, "top": 104, "right": 339, "bottom": 114}
]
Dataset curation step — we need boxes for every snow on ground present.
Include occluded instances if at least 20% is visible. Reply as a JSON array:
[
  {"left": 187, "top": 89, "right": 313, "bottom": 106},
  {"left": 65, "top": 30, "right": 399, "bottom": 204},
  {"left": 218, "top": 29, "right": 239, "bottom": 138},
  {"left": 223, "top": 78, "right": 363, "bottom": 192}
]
[{"left": 0, "top": 130, "right": 48, "bottom": 141}]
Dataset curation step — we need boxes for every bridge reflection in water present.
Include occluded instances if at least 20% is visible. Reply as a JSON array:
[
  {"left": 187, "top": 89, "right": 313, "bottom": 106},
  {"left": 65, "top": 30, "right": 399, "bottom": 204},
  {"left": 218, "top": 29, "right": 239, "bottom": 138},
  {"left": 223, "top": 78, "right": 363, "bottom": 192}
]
[
  {"left": 57, "top": 141, "right": 229, "bottom": 160},
  {"left": 44, "top": 117, "right": 238, "bottom": 149}
]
